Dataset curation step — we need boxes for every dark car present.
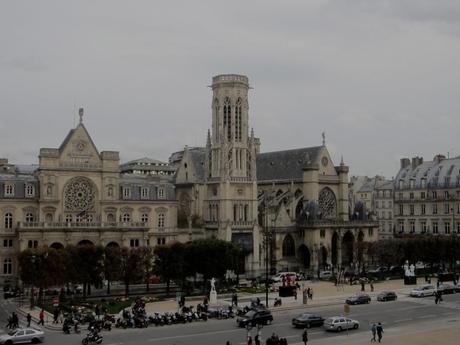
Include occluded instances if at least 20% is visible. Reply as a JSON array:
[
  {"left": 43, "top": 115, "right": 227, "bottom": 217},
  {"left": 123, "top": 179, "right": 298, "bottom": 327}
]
[
  {"left": 237, "top": 309, "right": 273, "bottom": 327},
  {"left": 437, "top": 283, "right": 456, "bottom": 295},
  {"left": 377, "top": 291, "right": 397, "bottom": 302},
  {"left": 292, "top": 313, "right": 324, "bottom": 328},
  {"left": 346, "top": 293, "right": 371, "bottom": 305}
]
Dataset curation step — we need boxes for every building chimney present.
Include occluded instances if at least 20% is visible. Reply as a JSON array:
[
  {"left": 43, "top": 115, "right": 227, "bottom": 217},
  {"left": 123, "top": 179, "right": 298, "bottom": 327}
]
[
  {"left": 411, "top": 156, "right": 423, "bottom": 169},
  {"left": 400, "top": 158, "right": 410, "bottom": 169}
]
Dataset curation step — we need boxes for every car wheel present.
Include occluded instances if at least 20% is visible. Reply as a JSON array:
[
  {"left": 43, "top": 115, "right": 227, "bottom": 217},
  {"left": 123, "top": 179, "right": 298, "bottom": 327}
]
[
  {"left": 337, "top": 326, "right": 343, "bottom": 332},
  {"left": 31, "top": 338, "right": 40, "bottom": 344},
  {"left": 354, "top": 324, "right": 359, "bottom": 329},
  {"left": 5, "top": 340, "right": 13, "bottom": 345}
]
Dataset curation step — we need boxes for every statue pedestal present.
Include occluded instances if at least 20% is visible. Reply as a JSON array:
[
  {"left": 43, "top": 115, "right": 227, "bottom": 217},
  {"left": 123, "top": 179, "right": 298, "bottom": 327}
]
[{"left": 209, "top": 290, "right": 217, "bottom": 304}]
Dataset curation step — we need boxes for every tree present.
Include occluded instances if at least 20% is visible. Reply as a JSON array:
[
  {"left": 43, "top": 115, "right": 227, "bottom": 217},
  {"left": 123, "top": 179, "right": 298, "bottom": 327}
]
[
  {"left": 120, "top": 247, "right": 143, "bottom": 296},
  {"left": 103, "top": 246, "right": 122, "bottom": 295},
  {"left": 137, "top": 247, "right": 154, "bottom": 292},
  {"left": 154, "top": 242, "right": 186, "bottom": 296}
]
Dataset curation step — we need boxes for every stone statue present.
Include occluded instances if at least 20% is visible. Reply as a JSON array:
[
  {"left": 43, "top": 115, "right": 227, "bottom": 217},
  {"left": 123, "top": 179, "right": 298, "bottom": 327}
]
[
  {"left": 404, "top": 260, "right": 410, "bottom": 277},
  {"left": 409, "top": 264, "right": 415, "bottom": 277},
  {"left": 210, "top": 277, "right": 216, "bottom": 292}
]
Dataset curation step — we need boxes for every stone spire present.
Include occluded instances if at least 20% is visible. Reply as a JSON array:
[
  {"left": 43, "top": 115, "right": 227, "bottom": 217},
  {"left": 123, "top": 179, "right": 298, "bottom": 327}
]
[{"left": 322, "top": 131, "right": 326, "bottom": 146}]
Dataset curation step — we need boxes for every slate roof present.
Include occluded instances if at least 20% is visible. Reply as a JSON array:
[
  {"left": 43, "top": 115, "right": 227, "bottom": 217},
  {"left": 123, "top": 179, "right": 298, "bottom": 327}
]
[
  {"left": 121, "top": 157, "right": 168, "bottom": 166},
  {"left": 395, "top": 157, "right": 460, "bottom": 189},
  {"left": 256, "top": 146, "right": 323, "bottom": 182},
  {"left": 358, "top": 180, "right": 375, "bottom": 193}
]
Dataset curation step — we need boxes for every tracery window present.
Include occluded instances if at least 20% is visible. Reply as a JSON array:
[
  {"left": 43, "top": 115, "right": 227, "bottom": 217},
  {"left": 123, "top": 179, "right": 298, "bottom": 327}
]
[
  {"left": 223, "top": 97, "right": 231, "bottom": 141},
  {"left": 318, "top": 187, "right": 337, "bottom": 219},
  {"left": 235, "top": 98, "right": 242, "bottom": 142},
  {"left": 282, "top": 234, "right": 295, "bottom": 257},
  {"left": 64, "top": 177, "right": 96, "bottom": 212}
]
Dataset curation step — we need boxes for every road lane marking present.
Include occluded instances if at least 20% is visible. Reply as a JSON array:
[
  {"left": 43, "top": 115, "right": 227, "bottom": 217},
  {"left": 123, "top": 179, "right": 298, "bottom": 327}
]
[{"left": 393, "top": 318, "right": 411, "bottom": 323}]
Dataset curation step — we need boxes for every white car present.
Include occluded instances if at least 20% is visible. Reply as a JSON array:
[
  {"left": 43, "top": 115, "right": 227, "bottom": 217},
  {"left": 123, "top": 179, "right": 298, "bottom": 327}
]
[
  {"left": 323, "top": 316, "right": 359, "bottom": 332},
  {"left": 270, "top": 272, "right": 297, "bottom": 283},
  {"left": 410, "top": 284, "right": 436, "bottom": 297},
  {"left": 319, "top": 271, "right": 333, "bottom": 279},
  {"left": 0, "top": 328, "right": 45, "bottom": 344}
]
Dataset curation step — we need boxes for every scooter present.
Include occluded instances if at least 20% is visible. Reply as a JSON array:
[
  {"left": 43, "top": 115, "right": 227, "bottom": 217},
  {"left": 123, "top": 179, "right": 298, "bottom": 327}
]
[{"left": 81, "top": 331, "right": 103, "bottom": 345}]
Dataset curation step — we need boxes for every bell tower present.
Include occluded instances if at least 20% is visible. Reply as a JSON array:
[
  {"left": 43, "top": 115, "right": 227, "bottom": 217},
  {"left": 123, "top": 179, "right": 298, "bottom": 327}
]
[{"left": 204, "top": 74, "right": 260, "bottom": 277}]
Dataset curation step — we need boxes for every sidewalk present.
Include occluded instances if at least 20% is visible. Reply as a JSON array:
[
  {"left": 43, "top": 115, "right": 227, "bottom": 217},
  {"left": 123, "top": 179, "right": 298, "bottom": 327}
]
[{"left": 143, "top": 279, "right": 415, "bottom": 314}]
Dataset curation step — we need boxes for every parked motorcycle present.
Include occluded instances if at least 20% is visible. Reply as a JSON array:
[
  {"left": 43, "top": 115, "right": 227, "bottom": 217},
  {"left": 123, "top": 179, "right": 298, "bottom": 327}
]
[{"left": 81, "top": 332, "right": 103, "bottom": 345}]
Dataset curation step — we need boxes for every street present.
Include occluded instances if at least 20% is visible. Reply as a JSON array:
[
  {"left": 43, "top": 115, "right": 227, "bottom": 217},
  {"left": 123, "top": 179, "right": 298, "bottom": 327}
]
[{"left": 3, "top": 292, "right": 459, "bottom": 345}]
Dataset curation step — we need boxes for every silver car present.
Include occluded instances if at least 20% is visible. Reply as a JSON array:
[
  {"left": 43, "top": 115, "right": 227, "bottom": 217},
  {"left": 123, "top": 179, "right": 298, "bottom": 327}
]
[
  {"left": 0, "top": 328, "right": 45, "bottom": 344},
  {"left": 323, "top": 316, "right": 359, "bottom": 332}
]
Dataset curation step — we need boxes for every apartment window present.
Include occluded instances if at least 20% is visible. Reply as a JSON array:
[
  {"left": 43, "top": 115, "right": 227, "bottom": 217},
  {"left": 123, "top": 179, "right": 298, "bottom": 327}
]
[
  {"left": 410, "top": 220, "right": 415, "bottom": 233},
  {"left": 432, "top": 204, "right": 438, "bottom": 214},
  {"left": 389, "top": 201, "right": 392, "bottom": 208},
  {"left": 421, "top": 192, "right": 425, "bottom": 199},
  {"left": 398, "top": 193, "right": 403, "bottom": 200},
  {"left": 130, "top": 239, "right": 140, "bottom": 247},
  {"left": 410, "top": 180, "right": 415, "bottom": 188},
  {"left": 122, "top": 213, "right": 131, "bottom": 222},
  {"left": 157, "top": 237, "right": 166, "bottom": 245},
  {"left": 399, "top": 180, "right": 404, "bottom": 189},
  {"left": 141, "top": 213, "right": 149, "bottom": 223},
  {"left": 3, "top": 239, "right": 13, "bottom": 247},
  {"left": 158, "top": 213, "right": 165, "bottom": 228},
  {"left": 410, "top": 192, "right": 414, "bottom": 200},
  {"left": 399, "top": 204, "right": 404, "bottom": 215},
  {"left": 432, "top": 221, "right": 438, "bottom": 234},
  {"left": 141, "top": 187, "right": 149, "bottom": 199},
  {"left": 4, "top": 213, "right": 13, "bottom": 229},
  {"left": 444, "top": 203, "right": 450, "bottom": 214},
  {"left": 421, "top": 221, "right": 427, "bottom": 233},
  {"left": 320, "top": 229, "right": 326, "bottom": 238},
  {"left": 389, "top": 211, "right": 392, "bottom": 218},
  {"left": 409, "top": 205, "right": 414, "bottom": 215},
  {"left": 445, "top": 222, "right": 451, "bottom": 234},
  {"left": 27, "top": 240, "right": 38, "bottom": 249},
  {"left": 25, "top": 184, "right": 34, "bottom": 197},
  {"left": 3, "top": 258, "right": 12, "bottom": 275},
  {"left": 399, "top": 221, "right": 404, "bottom": 233},
  {"left": 368, "top": 228, "right": 374, "bottom": 237},
  {"left": 457, "top": 222, "right": 460, "bottom": 233},
  {"left": 445, "top": 191, "right": 449, "bottom": 199},
  {"left": 421, "top": 179, "right": 426, "bottom": 188},
  {"left": 25, "top": 213, "right": 34, "bottom": 223},
  {"left": 432, "top": 191, "right": 437, "bottom": 199},
  {"left": 421, "top": 204, "right": 426, "bottom": 215},
  {"left": 123, "top": 187, "right": 131, "bottom": 198},
  {"left": 158, "top": 188, "right": 165, "bottom": 199},
  {"left": 65, "top": 214, "right": 73, "bottom": 223},
  {"left": 375, "top": 201, "right": 379, "bottom": 208},
  {"left": 4, "top": 184, "right": 14, "bottom": 197}
]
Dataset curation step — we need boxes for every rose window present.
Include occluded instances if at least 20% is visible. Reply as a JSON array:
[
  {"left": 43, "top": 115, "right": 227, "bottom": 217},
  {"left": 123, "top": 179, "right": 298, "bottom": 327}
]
[
  {"left": 64, "top": 177, "right": 96, "bottom": 211},
  {"left": 318, "top": 187, "right": 337, "bottom": 219}
]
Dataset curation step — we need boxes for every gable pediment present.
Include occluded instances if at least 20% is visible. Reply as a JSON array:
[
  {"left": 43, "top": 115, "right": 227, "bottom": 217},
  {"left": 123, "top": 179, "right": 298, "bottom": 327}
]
[{"left": 59, "top": 124, "right": 101, "bottom": 167}]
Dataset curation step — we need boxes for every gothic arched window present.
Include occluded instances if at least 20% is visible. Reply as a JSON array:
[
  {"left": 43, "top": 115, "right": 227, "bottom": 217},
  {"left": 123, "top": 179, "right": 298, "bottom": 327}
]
[
  {"left": 235, "top": 98, "right": 242, "bottom": 142},
  {"left": 223, "top": 97, "right": 231, "bottom": 141},
  {"left": 318, "top": 187, "right": 337, "bottom": 219},
  {"left": 282, "top": 234, "right": 295, "bottom": 257}
]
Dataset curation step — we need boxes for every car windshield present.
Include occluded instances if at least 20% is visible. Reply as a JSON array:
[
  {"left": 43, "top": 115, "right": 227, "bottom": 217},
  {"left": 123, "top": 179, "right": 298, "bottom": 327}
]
[{"left": 244, "top": 311, "right": 256, "bottom": 317}]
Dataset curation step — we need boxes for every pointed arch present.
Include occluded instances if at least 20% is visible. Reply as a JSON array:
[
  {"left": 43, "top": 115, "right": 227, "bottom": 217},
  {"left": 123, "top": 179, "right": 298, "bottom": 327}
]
[
  {"left": 223, "top": 97, "right": 231, "bottom": 141},
  {"left": 282, "top": 234, "right": 295, "bottom": 257},
  {"left": 235, "top": 98, "right": 242, "bottom": 142},
  {"left": 298, "top": 244, "right": 310, "bottom": 269}
]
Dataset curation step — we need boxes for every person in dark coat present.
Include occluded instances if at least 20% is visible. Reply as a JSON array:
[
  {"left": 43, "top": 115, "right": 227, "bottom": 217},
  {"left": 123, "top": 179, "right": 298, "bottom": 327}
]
[
  {"left": 26, "top": 313, "right": 32, "bottom": 327},
  {"left": 376, "top": 322, "right": 384, "bottom": 343},
  {"left": 302, "top": 328, "right": 308, "bottom": 344}
]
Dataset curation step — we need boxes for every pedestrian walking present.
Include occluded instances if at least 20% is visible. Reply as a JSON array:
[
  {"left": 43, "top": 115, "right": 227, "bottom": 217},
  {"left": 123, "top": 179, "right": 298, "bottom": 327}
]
[
  {"left": 38, "top": 309, "right": 45, "bottom": 326},
  {"left": 302, "top": 328, "right": 308, "bottom": 345},
  {"left": 255, "top": 334, "right": 260, "bottom": 345},
  {"left": 370, "top": 281, "right": 374, "bottom": 292},
  {"left": 247, "top": 335, "right": 253, "bottom": 345},
  {"left": 53, "top": 308, "right": 59, "bottom": 324},
  {"left": 12, "top": 312, "right": 19, "bottom": 329},
  {"left": 309, "top": 288, "right": 313, "bottom": 300},
  {"left": 371, "top": 323, "right": 377, "bottom": 342},
  {"left": 26, "top": 313, "right": 32, "bottom": 327},
  {"left": 376, "top": 322, "right": 384, "bottom": 343}
]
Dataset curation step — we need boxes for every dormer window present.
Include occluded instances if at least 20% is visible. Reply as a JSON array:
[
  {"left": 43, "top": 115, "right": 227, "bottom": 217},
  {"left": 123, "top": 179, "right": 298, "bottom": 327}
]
[
  {"left": 158, "top": 188, "right": 165, "bottom": 199},
  {"left": 25, "top": 184, "right": 35, "bottom": 197},
  {"left": 399, "top": 180, "right": 404, "bottom": 189},
  {"left": 4, "top": 184, "right": 14, "bottom": 197},
  {"left": 409, "top": 179, "right": 415, "bottom": 188},
  {"left": 421, "top": 179, "right": 426, "bottom": 188},
  {"left": 141, "top": 187, "right": 149, "bottom": 199},
  {"left": 123, "top": 187, "right": 131, "bottom": 199}
]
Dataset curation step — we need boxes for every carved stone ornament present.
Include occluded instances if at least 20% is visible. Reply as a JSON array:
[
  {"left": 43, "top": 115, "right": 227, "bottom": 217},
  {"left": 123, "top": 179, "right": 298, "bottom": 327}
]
[{"left": 64, "top": 177, "right": 96, "bottom": 211}]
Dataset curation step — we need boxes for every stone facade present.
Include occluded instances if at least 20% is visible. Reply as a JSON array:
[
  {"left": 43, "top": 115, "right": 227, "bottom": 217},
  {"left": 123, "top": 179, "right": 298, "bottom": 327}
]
[
  {"left": 0, "top": 111, "right": 182, "bottom": 285},
  {"left": 394, "top": 155, "right": 460, "bottom": 236}
]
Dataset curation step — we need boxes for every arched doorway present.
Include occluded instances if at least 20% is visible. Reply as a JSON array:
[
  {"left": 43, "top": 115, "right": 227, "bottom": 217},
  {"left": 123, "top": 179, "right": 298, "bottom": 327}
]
[
  {"left": 342, "top": 231, "right": 355, "bottom": 266},
  {"left": 298, "top": 245, "right": 310, "bottom": 269},
  {"left": 318, "top": 246, "right": 328, "bottom": 269},
  {"left": 78, "top": 239, "right": 94, "bottom": 246},
  {"left": 50, "top": 242, "right": 64, "bottom": 250},
  {"left": 106, "top": 241, "right": 119, "bottom": 248},
  {"left": 331, "top": 232, "right": 339, "bottom": 267}
]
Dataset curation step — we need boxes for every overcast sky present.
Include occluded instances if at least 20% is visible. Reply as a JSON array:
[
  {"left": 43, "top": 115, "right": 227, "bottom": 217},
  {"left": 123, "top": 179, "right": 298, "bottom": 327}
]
[{"left": 1, "top": 0, "right": 459, "bottom": 178}]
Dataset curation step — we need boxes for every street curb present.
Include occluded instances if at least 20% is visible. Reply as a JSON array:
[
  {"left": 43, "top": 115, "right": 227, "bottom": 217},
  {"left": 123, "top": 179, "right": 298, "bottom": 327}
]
[{"left": 16, "top": 307, "right": 62, "bottom": 331}]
